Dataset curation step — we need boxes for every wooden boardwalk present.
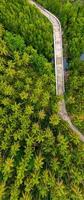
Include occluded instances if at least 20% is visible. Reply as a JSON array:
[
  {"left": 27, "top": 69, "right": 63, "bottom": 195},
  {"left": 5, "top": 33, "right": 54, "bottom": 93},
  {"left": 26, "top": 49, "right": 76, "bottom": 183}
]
[{"left": 29, "top": 0, "right": 84, "bottom": 142}]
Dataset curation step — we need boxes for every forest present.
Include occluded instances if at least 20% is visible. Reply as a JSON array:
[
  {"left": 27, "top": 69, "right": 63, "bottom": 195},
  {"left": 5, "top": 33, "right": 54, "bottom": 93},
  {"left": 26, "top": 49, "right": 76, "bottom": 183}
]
[{"left": 0, "top": 0, "right": 84, "bottom": 199}]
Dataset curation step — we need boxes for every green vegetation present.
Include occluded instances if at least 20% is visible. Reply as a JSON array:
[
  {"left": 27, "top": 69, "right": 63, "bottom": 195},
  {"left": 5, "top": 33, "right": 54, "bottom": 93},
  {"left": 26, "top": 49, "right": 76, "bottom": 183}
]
[
  {"left": 0, "top": 0, "right": 84, "bottom": 199},
  {"left": 65, "top": 61, "right": 84, "bottom": 132},
  {"left": 0, "top": 0, "right": 53, "bottom": 60},
  {"left": 36, "top": 0, "right": 84, "bottom": 132}
]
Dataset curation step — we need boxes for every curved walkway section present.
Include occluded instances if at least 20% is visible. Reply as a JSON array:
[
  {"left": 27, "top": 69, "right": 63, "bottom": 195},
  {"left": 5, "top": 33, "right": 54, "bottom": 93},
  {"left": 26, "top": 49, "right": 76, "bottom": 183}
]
[{"left": 29, "top": 0, "right": 84, "bottom": 142}]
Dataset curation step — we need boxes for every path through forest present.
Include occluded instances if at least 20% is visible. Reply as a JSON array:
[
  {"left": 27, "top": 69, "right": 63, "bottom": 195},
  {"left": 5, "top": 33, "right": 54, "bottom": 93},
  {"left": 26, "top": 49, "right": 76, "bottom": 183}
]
[{"left": 29, "top": 0, "right": 84, "bottom": 142}]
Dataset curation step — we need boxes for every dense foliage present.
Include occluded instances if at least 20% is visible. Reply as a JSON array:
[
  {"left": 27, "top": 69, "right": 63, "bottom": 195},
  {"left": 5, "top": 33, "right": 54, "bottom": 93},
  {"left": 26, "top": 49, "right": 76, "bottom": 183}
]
[
  {"left": 65, "top": 61, "right": 84, "bottom": 132},
  {"left": 0, "top": 0, "right": 53, "bottom": 60},
  {"left": 35, "top": 0, "right": 84, "bottom": 132},
  {"left": 0, "top": 0, "right": 84, "bottom": 199}
]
